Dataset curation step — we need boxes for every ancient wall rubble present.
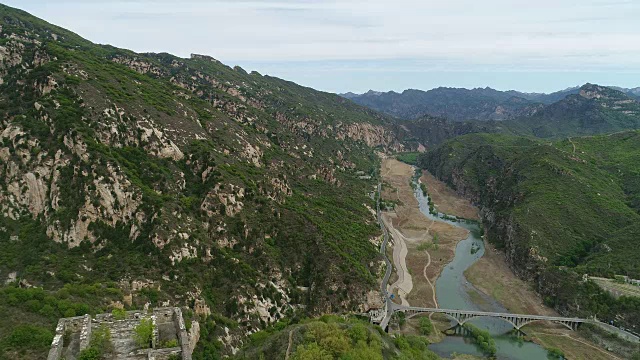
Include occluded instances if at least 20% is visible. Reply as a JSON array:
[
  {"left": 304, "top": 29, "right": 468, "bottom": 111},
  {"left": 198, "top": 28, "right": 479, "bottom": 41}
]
[{"left": 48, "top": 307, "right": 198, "bottom": 360}]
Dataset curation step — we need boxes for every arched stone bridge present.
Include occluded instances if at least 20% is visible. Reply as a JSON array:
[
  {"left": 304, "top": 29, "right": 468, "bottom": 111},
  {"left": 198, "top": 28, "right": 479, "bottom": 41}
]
[{"left": 395, "top": 305, "right": 588, "bottom": 331}]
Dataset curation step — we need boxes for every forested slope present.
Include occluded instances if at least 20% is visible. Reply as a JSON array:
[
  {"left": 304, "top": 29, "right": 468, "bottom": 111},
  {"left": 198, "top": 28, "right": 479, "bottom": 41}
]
[
  {"left": 0, "top": 4, "right": 402, "bottom": 358},
  {"left": 419, "top": 131, "right": 640, "bottom": 329}
]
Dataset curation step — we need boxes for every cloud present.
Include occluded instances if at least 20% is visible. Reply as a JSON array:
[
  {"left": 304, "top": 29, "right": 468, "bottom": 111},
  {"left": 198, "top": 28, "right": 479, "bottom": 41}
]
[{"left": 4, "top": 0, "right": 640, "bottom": 92}]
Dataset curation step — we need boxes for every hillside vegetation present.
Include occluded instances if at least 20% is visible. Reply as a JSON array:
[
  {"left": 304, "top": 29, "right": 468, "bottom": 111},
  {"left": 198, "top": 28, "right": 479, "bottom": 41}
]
[
  {"left": 401, "top": 116, "right": 502, "bottom": 150},
  {"left": 419, "top": 131, "right": 640, "bottom": 329},
  {"left": 0, "top": 4, "right": 403, "bottom": 358},
  {"left": 233, "top": 315, "right": 440, "bottom": 360},
  {"left": 507, "top": 84, "right": 640, "bottom": 138},
  {"left": 344, "top": 87, "right": 542, "bottom": 121}
]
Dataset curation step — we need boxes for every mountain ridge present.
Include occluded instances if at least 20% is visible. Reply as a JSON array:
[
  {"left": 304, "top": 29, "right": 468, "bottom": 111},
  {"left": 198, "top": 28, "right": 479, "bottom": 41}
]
[
  {"left": 0, "top": 4, "right": 403, "bottom": 358},
  {"left": 341, "top": 84, "right": 639, "bottom": 123},
  {"left": 371, "top": 84, "right": 640, "bottom": 149}
]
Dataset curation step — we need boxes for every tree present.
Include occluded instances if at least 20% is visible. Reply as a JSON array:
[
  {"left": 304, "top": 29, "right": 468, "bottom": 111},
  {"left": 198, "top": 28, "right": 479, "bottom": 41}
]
[
  {"left": 291, "top": 343, "right": 332, "bottom": 360},
  {"left": 318, "top": 334, "right": 350, "bottom": 358},
  {"left": 7, "top": 325, "right": 53, "bottom": 351},
  {"left": 134, "top": 318, "right": 154, "bottom": 348},
  {"left": 347, "top": 323, "right": 368, "bottom": 343},
  {"left": 89, "top": 325, "right": 113, "bottom": 354},
  {"left": 419, "top": 317, "right": 433, "bottom": 336},
  {"left": 395, "top": 311, "right": 406, "bottom": 327},
  {"left": 342, "top": 344, "right": 383, "bottom": 360}
]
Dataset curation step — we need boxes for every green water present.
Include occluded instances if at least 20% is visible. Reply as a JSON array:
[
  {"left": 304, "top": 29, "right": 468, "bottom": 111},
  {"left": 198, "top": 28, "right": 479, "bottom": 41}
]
[{"left": 413, "top": 182, "right": 551, "bottom": 359}]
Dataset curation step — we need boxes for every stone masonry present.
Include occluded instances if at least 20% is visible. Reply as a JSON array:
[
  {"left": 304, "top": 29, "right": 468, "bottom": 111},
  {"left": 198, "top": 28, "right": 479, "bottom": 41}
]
[{"left": 48, "top": 307, "right": 199, "bottom": 360}]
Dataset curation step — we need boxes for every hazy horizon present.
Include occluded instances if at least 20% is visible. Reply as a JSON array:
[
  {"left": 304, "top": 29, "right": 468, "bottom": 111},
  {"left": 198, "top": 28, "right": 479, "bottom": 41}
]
[
  {"left": 6, "top": 0, "right": 640, "bottom": 94},
  {"left": 339, "top": 83, "right": 627, "bottom": 96}
]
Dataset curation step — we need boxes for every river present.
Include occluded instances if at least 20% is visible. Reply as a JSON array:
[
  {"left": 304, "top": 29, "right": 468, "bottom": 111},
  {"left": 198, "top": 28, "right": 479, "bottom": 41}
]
[{"left": 411, "top": 178, "right": 551, "bottom": 359}]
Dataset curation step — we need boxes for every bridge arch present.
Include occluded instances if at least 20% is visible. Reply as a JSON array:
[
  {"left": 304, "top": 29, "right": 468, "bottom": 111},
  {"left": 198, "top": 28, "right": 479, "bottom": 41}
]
[
  {"left": 459, "top": 315, "right": 579, "bottom": 331},
  {"left": 514, "top": 318, "right": 579, "bottom": 331},
  {"left": 458, "top": 315, "right": 518, "bottom": 329},
  {"left": 393, "top": 308, "right": 583, "bottom": 332},
  {"left": 401, "top": 309, "right": 461, "bottom": 325}
]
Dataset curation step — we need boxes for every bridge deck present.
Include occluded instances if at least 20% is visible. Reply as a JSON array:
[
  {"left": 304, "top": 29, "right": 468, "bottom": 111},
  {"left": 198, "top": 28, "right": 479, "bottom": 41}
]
[{"left": 399, "top": 306, "right": 587, "bottom": 323}]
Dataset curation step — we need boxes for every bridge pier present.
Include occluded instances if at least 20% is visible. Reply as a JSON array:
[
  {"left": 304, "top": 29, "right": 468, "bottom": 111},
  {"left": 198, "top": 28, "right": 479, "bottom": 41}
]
[{"left": 514, "top": 317, "right": 523, "bottom": 330}]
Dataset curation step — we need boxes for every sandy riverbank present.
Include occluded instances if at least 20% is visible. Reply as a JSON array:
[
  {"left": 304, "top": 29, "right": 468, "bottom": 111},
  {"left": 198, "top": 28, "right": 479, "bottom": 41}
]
[
  {"left": 380, "top": 158, "right": 467, "bottom": 309},
  {"left": 420, "top": 171, "right": 479, "bottom": 220}
]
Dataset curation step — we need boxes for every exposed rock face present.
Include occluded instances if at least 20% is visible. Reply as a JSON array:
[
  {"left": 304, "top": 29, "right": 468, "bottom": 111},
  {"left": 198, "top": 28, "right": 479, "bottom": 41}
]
[
  {"left": 188, "top": 320, "right": 200, "bottom": 354},
  {"left": 338, "top": 122, "right": 403, "bottom": 151},
  {"left": 193, "top": 299, "right": 211, "bottom": 317},
  {"left": 138, "top": 121, "right": 185, "bottom": 161},
  {"left": 111, "top": 55, "right": 166, "bottom": 77},
  {"left": 4, "top": 271, "right": 17, "bottom": 284},
  {"left": 190, "top": 53, "right": 221, "bottom": 63}
]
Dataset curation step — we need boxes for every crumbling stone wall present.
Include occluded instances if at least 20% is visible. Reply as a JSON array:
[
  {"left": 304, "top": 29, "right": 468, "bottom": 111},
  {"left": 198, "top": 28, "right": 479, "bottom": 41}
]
[
  {"left": 47, "top": 315, "right": 88, "bottom": 360},
  {"left": 173, "top": 307, "right": 192, "bottom": 360},
  {"left": 48, "top": 307, "right": 196, "bottom": 360}
]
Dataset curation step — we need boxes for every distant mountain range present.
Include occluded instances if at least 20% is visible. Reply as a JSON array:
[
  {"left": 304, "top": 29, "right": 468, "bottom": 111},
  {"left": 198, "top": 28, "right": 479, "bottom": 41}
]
[
  {"left": 508, "top": 84, "right": 640, "bottom": 138},
  {"left": 388, "top": 84, "right": 640, "bottom": 148},
  {"left": 341, "top": 85, "right": 640, "bottom": 122}
]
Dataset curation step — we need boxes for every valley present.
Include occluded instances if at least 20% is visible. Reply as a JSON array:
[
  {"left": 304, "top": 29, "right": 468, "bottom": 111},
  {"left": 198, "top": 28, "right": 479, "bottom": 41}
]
[
  {"left": 380, "top": 157, "right": 628, "bottom": 359},
  {"left": 0, "top": 3, "right": 639, "bottom": 360},
  {"left": 380, "top": 158, "right": 468, "bottom": 309}
]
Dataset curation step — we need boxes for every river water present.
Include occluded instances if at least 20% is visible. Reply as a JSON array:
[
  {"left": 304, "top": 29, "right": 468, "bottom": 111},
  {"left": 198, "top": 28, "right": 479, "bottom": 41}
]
[{"left": 411, "top": 180, "right": 550, "bottom": 359}]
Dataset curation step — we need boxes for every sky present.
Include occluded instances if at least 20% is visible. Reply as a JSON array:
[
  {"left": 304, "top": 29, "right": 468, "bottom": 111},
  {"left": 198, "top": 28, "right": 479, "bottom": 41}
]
[{"left": 5, "top": 0, "right": 640, "bottom": 94}]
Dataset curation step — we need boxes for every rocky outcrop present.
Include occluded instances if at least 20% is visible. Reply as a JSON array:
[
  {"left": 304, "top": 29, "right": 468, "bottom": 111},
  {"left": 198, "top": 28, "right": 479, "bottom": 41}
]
[
  {"left": 200, "top": 183, "right": 245, "bottom": 217},
  {"left": 190, "top": 54, "right": 221, "bottom": 64},
  {"left": 337, "top": 122, "right": 402, "bottom": 151},
  {"left": 111, "top": 55, "right": 166, "bottom": 77}
]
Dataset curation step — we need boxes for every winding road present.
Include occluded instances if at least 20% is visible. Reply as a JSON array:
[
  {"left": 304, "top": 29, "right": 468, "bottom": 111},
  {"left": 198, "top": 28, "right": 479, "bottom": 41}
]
[{"left": 422, "top": 249, "right": 438, "bottom": 309}]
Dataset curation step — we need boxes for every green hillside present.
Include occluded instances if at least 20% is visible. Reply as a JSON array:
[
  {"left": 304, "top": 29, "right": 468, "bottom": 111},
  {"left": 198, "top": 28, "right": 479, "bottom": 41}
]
[
  {"left": 0, "top": 4, "right": 401, "bottom": 359},
  {"left": 418, "top": 131, "right": 640, "bottom": 327},
  {"left": 233, "top": 315, "right": 440, "bottom": 360},
  {"left": 506, "top": 84, "right": 640, "bottom": 138}
]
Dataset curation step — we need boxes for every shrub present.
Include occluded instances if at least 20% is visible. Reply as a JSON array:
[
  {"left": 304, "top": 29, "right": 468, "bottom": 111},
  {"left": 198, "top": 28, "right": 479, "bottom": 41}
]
[
  {"left": 7, "top": 325, "right": 53, "bottom": 351},
  {"left": 90, "top": 325, "right": 113, "bottom": 354},
  {"left": 547, "top": 347, "right": 565, "bottom": 359},
  {"left": 134, "top": 318, "right": 154, "bottom": 348},
  {"left": 78, "top": 347, "right": 101, "bottom": 360},
  {"left": 112, "top": 308, "right": 126, "bottom": 320},
  {"left": 463, "top": 323, "right": 496, "bottom": 356},
  {"left": 161, "top": 339, "right": 179, "bottom": 348},
  {"left": 419, "top": 317, "right": 433, "bottom": 335}
]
